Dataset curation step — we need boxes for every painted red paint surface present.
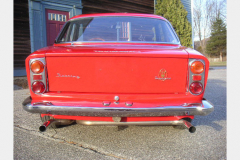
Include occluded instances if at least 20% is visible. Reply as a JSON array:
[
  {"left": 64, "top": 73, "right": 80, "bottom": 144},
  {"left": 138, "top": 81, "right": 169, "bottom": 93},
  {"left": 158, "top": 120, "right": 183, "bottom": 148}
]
[
  {"left": 45, "top": 9, "right": 69, "bottom": 46},
  {"left": 46, "top": 57, "right": 188, "bottom": 94},
  {"left": 25, "top": 13, "right": 210, "bottom": 123}
]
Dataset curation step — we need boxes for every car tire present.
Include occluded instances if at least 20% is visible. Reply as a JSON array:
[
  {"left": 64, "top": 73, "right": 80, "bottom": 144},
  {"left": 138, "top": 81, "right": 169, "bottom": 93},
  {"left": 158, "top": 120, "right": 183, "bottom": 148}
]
[{"left": 173, "top": 118, "right": 192, "bottom": 130}]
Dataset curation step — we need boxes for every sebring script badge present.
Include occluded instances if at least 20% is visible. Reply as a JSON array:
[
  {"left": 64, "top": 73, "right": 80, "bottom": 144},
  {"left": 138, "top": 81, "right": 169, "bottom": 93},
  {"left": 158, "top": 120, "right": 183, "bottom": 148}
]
[
  {"left": 155, "top": 69, "right": 171, "bottom": 81},
  {"left": 56, "top": 73, "right": 80, "bottom": 79}
]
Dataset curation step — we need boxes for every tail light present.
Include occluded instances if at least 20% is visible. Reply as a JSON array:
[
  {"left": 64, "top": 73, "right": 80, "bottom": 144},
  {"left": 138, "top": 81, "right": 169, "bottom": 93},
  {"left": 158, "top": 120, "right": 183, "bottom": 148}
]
[
  {"left": 30, "top": 60, "right": 44, "bottom": 73},
  {"left": 32, "top": 81, "right": 45, "bottom": 94},
  {"left": 29, "top": 58, "right": 47, "bottom": 94},
  {"left": 190, "top": 82, "right": 203, "bottom": 95},
  {"left": 190, "top": 61, "right": 204, "bottom": 74},
  {"left": 189, "top": 59, "right": 205, "bottom": 95}
]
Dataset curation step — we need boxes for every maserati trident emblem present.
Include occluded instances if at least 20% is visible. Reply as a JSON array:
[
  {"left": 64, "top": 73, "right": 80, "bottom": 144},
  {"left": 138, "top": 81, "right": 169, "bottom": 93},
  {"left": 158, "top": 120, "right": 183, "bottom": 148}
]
[{"left": 155, "top": 69, "right": 171, "bottom": 81}]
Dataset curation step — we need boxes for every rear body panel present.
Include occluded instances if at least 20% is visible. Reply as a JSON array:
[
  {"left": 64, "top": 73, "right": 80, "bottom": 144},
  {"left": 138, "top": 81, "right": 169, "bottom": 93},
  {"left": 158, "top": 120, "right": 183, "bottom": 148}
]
[{"left": 46, "top": 56, "right": 188, "bottom": 94}]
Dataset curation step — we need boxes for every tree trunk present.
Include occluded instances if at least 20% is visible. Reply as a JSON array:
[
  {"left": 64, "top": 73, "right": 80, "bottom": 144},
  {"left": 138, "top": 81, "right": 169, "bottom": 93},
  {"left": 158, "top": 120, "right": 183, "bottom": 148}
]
[{"left": 220, "top": 51, "right": 223, "bottom": 62}]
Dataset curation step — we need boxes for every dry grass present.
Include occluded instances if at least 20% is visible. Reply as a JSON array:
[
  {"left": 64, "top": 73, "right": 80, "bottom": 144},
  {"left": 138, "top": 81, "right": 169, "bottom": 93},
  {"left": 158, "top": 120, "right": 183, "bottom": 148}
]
[{"left": 209, "top": 61, "right": 227, "bottom": 67}]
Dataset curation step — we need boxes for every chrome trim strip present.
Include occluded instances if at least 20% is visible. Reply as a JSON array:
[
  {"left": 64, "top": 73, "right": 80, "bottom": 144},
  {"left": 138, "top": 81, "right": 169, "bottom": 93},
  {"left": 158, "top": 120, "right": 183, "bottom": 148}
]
[
  {"left": 23, "top": 97, "right": 214, "bottom": 117},
  {"left": 55, "top": 41, "right": 181, "bottom": 45}
]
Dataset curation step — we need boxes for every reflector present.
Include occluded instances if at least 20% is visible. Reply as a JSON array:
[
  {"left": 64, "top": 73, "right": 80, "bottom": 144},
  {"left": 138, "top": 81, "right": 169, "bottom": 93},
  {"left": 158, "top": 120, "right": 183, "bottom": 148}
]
[
  {"left": 192, "top": 75, "right": 202, "bottom": 81},
  {"left": 33, "top": 75, "right": 42, "bottom": 80}
]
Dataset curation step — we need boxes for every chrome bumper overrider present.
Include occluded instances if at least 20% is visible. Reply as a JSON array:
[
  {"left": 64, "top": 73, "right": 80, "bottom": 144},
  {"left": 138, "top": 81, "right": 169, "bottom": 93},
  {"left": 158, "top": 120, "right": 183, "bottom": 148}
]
[{"left": 22, "top": 96, "right": 214, "bottom": 117}]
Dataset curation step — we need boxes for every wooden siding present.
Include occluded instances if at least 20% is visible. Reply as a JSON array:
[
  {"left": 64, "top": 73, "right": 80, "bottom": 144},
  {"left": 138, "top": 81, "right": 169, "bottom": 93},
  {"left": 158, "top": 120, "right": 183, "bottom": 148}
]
[
  {"left": 181, "top": 0, "right": 192, "bottom": 24},
  {"left": 82, "top": 0, "right": 154, "bottom": 14},
  {"left": 14, "top": 0, "right": 31, "bottom": 68}
]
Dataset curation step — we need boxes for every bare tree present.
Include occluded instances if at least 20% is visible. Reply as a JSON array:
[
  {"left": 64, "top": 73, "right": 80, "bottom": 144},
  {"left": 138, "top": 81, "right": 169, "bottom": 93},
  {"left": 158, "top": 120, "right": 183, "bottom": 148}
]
[
  {"left": 194, "top": 0, "right": 209, "bottom": 54},
  {"left": 193, "top": 0, "right": 226, "bottom": 55},
  {"left": 211, "top": 0, "right": 227, "bottom": 23},
  {"left": 193, "top": 0, "right": 202, "bottom": 45}
]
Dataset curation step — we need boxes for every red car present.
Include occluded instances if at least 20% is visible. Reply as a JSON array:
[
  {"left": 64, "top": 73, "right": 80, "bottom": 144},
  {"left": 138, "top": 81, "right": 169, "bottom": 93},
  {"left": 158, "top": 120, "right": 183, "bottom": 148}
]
[{"left": 22, "top": 13, "right": 214, "bottom": 133}]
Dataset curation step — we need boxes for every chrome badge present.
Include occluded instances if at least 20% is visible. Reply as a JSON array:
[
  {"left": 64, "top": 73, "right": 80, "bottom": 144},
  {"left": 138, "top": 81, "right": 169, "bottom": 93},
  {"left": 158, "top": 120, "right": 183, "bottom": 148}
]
[
  {"left": 155, "top": 69, "right": 171, "bottom": 81},
  {"left": 56, "top": 73, "right": 80, "bottom": 79}
]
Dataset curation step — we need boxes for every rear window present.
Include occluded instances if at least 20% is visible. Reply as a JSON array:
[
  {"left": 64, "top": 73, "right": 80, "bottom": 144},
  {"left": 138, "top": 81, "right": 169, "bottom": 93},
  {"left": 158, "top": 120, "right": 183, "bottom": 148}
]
[{"left": 57, "top": 16, "right": 179, "bottom": 44}]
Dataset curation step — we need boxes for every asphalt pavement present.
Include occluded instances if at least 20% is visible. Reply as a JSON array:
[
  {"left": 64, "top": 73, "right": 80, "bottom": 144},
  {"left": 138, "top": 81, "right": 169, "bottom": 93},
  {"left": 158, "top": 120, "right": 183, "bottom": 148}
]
[{"left": 14, "top": 67, "right": 226, "bottom": 159}]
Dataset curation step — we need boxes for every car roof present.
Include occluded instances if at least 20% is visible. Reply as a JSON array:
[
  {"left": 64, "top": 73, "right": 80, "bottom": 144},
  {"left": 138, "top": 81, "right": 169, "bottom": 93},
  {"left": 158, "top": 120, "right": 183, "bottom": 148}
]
[{"left": 69, "top": 13, "right": 167, "bottom": 21}]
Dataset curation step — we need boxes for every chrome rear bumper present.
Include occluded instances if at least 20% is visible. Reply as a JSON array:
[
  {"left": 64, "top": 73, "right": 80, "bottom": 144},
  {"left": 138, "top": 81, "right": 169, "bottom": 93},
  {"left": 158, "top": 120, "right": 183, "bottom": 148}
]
[{"left": 22, "top": 96, "right": 214, "bottom": 117}]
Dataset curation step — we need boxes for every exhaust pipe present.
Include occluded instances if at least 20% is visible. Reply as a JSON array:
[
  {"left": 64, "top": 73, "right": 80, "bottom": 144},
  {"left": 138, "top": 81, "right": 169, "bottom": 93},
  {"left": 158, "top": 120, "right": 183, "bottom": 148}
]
[
  {"left": 180, "top": 119, "right": 196, "bottom": 133},
  {"left": 39, "top": 119, "right": 56, "bottom": 132}
]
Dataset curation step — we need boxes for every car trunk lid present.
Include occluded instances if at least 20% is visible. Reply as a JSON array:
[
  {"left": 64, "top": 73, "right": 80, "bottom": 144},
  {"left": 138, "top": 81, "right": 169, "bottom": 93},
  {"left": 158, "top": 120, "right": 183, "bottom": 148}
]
[{"left": 45, "top": 45, "right": 188, "bottom": 94}]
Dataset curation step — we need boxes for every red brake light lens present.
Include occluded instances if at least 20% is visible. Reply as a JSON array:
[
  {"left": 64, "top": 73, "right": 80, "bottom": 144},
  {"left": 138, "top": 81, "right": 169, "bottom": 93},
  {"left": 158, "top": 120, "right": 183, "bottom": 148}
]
[
  {"left": 32, "top": 81, "right": 45, "bottom": 94},
  {"left": 30, "top": 60, "right": 44, "bottom": 74},
  {"left": 190, "top": 82, "right": 203, "bottom": 95},
  {"left": 191, "top": 61, "right": 204, "bottom": 74}
]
